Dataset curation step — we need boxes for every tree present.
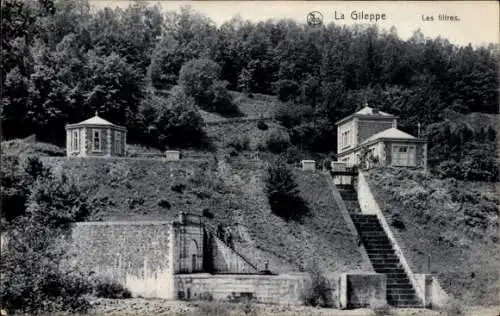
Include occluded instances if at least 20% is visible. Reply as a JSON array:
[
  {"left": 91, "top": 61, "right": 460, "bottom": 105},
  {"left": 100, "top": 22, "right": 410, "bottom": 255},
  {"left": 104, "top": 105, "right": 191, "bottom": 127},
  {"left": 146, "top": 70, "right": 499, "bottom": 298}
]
[
  {"left": 265, "top": 158, "right": 309, "bottom": 220},
  {"left": 178, "top": 58, "right": 239, "bottom": 116},
  {"left": 0, "top": 165, "right": 91, "bottom": 314},
  {"left": 178, "top": 58, "right": 221, "bottom": 103},
  {"left": 149, "top": 34, "right": 186, "bottom": 89},
  {"left": 139, "top": 87, "right": 208, "bottom": 149},
  {"left": 82, "top": 50, "right": 144, "bottom": 128}
]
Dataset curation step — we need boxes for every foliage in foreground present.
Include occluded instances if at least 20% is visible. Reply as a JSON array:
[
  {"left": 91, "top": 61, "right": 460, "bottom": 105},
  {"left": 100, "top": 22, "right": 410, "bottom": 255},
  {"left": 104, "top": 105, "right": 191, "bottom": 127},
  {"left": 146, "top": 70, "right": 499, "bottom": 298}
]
[{"left": 0, "top": 157, "right": 132, "bottom": 314}]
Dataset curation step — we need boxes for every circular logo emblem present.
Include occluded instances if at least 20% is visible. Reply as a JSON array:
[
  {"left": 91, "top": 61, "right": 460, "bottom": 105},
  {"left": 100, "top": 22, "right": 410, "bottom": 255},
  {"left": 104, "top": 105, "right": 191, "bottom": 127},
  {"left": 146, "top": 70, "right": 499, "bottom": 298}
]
[{"left": 307, "top": 11, "right": 323, "bottom": 27}]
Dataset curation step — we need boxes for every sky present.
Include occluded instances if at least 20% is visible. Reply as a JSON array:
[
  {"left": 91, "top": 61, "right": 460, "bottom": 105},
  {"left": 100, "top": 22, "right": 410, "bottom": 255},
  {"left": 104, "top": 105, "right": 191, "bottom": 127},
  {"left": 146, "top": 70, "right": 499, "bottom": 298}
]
[{"left": 90, "top": 1, "right": 499, "bottom": 47}]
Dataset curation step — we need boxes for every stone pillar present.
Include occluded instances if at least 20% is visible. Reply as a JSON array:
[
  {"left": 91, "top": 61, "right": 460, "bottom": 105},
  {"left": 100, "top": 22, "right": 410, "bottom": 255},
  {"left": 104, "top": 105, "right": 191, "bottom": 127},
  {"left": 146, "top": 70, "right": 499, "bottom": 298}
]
[
  {"left": 165, "top": 150, "right": 180, "bottom": 161},
  {"left": 65, "top": 129, "right": 71, "bottom": 156},
  {"left": 106, "top": 128, "right": 112, "bottom": 157},
  {"left": 301, "top": 160, "right": 316, "bottom": 171}
]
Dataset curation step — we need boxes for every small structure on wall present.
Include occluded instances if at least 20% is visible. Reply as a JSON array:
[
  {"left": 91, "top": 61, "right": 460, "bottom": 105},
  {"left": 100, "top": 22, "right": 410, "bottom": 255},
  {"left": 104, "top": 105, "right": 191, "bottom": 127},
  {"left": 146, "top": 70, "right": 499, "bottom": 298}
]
[
  {"left": 65, "top": 112, "right": 126, "bottom": 157},
  {"left": 336, "top": 105, "right": 427, "bottom": 169}
]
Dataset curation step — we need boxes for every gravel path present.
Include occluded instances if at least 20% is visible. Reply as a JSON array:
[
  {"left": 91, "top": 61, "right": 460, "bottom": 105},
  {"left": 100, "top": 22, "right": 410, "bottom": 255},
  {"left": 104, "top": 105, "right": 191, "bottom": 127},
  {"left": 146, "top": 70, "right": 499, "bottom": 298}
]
[{"left": 82, "top": 298, "right": 500, "bottom": 316}]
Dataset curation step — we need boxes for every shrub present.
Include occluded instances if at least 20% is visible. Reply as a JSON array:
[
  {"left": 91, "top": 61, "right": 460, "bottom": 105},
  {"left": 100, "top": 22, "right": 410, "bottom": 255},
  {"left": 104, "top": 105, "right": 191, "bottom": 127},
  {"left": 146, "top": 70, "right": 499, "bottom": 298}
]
[
  {"left": 257, "top": 120, "right": 268, "bottom": 130},
  {"left": 369, "top": 298, "right": 391, "bottom": 315},
  {"left": 228, "top": 136, "right": 250, "bottom": 152},
  {"left": 390, "top": 212, "right": 405, "bottom": 230},
  {"left": 0, "top": 222, "right": 92, "bottom": 314},
  {"left": 272, "top": 79, "right": 300, "bottom": 101},
  {"left": 1, "top": 139, "right": 65, "bottom": 157},
  {"left": 158, "top": 198, "right": 171, "bottom": 209},
  {"left": 179, "top": 59, "right": 240, "bottom": 117},
  {"left": 179, "top": 58, "right": 221, "bottom": 102},
  {"left": 303, "top": 266, "right": 333, "bottom": 308},
  {"left": 441, "top": 298, "right": 465, "bottom": 316},
  {"left": 207, "top": 80, "right": 242, "bottom": 117},
  {"left": 91, "top": 277, "right": 132, "bottom": 299},
  {"left": 265, "top": 159, "right": 309, "bottom": 221},
  {"left": 202, "top": 208, "right": 214, "bottom": 219},
  {"left": 171, "top": 183, "right": 186, "bottom": 193},
  {"left": 0, "top": 163, "right": 92, "bottom": 314},
  {"left": 196, "top": 301, "right": 232, "bottom": 316},
  {"left": 266, "top": 130, "right": 290, "bottom": 154}
]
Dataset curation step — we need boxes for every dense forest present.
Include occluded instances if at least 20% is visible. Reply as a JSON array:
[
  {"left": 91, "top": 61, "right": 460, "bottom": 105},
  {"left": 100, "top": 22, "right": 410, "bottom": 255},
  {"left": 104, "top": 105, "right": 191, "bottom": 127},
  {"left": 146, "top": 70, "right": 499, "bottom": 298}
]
[{"left": 1, "top": 1, "right": 498, "bottom": 161}]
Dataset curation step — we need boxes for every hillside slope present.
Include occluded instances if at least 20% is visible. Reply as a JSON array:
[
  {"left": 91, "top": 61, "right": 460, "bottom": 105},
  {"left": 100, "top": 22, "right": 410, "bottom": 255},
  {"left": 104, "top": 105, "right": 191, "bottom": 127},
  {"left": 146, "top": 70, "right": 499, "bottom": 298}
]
[
  {"left": 365, "top": 167, "right": 499, "bottom": 305},
  {"left": 40, "top": 156, "right": 369, "bottom": 274}
]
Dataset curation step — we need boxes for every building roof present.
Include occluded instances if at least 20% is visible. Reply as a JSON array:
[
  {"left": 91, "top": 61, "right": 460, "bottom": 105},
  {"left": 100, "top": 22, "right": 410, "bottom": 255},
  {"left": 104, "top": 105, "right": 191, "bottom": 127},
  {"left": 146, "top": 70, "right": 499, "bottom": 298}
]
[
  {"left": 361, "top": 127, "right": 417, "bottom": 145},
  {"left": 76, "top": 114, "right": 115, "bottom": 126},
  {"left": 354, "top": 106, "right": 393, "bottom": 116},
  {"left": 336, "top": 106, "right": 397, "bottom": 125},
  {"left": 65, "top": 113, "right": 126, "bottom": 131}
]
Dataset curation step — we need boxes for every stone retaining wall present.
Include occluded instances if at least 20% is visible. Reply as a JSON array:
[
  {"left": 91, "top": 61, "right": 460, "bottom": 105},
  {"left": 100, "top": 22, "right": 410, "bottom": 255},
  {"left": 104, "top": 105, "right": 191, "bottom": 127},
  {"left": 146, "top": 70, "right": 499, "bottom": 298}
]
[
  {"left": 175, "top": 273, "right": 311, "bottom": 305},
  {"left": 71, "top": 221, "right": 175, "bottom": 299}
]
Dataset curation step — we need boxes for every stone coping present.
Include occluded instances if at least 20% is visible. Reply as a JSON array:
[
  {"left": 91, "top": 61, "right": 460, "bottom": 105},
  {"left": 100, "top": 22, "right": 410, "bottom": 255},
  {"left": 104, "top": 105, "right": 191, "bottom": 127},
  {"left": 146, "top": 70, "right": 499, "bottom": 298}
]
[{"left": 74, "top": 221, "right": 173, "bottom": 226}]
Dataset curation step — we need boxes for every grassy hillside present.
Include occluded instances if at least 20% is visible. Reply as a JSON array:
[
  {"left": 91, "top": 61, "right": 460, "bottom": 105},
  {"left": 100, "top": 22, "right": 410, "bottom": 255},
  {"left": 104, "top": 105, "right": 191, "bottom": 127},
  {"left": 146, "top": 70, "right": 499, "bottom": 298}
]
[
  {"left": 39, "top": 156, "right": 369, "bottom": 274},
  {"left": 365, "top": 167, "right": 499, "bottom": 305},
  {"left": 199, "top": 92, "right": 282, "bottom": 123},
  {"left": 1, "top": 139, "right": 65, "bottom": 157}
]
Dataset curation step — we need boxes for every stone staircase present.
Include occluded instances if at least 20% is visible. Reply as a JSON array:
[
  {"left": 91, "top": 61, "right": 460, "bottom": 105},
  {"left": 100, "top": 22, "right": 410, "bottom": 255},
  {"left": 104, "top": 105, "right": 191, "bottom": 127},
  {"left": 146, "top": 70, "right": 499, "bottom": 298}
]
[
  {"left": 350, "top": 214, "right": 422, "bottom": 308},
  {"left": 336, "top": 184, "right": 362, "bottom": 214}
]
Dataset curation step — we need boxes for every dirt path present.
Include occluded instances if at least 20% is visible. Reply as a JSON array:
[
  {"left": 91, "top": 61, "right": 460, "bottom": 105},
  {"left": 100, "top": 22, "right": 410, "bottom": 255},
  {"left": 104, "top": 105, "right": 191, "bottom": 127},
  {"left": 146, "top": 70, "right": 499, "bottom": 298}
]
[{"left": 80, "top": 298, "right": 500, "bottom": 316}]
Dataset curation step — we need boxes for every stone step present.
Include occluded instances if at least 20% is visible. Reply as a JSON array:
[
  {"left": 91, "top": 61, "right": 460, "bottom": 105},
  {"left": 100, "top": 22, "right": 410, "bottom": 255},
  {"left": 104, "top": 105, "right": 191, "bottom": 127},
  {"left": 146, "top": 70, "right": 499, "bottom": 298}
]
[
  {"left": 352, "top": 222, "right": 383, "bottom": 227},
  {"left": 353, "top": 224, "right": 384, "bottom": 229},
  {"left": 365, "top": 249, "right": 395, "bottom": 254},
  {"left": 386, "top": 283, "right": 414, "bottom": 290},
  {"left": 387, "top": 289, "right": 417, "bottom": 296},
  {"left": 374, "top": 267, "right": 406, "bottom": 274},
  {"left": 386, "top": 279, "right": 412, "bottom": 285},
  {"left": 372, "top": 264, "right": 404, "bottom": 271},
  {"left": 371, "top": 260, "right": 401, "bottom": 266},
  {"left": 384, "top": 273, "right": 410, "bottom": 278},
  {"left": 388, "top": 294, "right": 420, "bottom": 301},
  {"left": 362, "top": 241, "right": 392, "bottom": 246},
  {"left": 367, "top": 251, "right": 397, "bottom": 256},
  {"left": 361, "top": 239, "right": 392, "bottom": 244},
  {"left": 388, "top": 301, "right": 422, "bottom": 308},
  {"left": 359, "top": 231, "right": 388, "bottom": 236}
]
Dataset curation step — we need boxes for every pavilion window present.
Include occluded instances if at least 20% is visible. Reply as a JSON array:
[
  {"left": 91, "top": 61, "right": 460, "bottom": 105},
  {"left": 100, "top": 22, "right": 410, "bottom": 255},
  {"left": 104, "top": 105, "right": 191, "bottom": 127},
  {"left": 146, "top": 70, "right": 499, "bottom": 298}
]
[
  {"left": 92, "top": 129, "right": 102, "bottom": 152},
  {"left": 115, "top": 131, "right": 122, "bottom": 153},
  {"left": 71, "top": 130, "right": 79, "bottom": 152}
]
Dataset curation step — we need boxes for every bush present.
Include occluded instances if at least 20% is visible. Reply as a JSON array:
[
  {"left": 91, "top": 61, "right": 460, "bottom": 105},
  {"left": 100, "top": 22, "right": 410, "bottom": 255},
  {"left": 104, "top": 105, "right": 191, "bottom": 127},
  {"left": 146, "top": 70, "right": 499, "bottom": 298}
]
[
  {"left": 0, "top": 222, "right": 92, "bottom": 314},
  {"left": 303, "top": 266, "right": 333, "bottom": 308},
  {"left": 257, "top": 120, "right": 268, "bottom": 130},
  {"left": 272, "top": 79, "right": 300, "bottom": 101},
  {"left": 266, "top": 130, "right": 290, "bottom": 154},
  {"left": 370, "top": 298, "right": 391, "bottom": 315},
  {"left": 207, "top": 81, "right": 242, "bottom": 117},
  {"left": 441, "top": 298, "right": 465, "bottom": 316},
  {"left": 179, "top": 58, "right": 221, "bottom": 102},
  {"left": 91, "top": 277, "right": 132, "bottom": 299},
  {"left": 390, "top": 212, "right": 405, "bottom": 230},
  {"left": 171, "top": 183, "right": 186, "bottom": 193},
  {"left": 158, "top": 198, "right": 171, "bottom": 209},
  {"left": 1, "top": 139, "right": 65, "bottom": 157},
  {"left": 228, "top": 136, "right": 250, "bottom": 152},
  {"left": 179, "top": 59, "right": 241, "bottom": 117},
  {"left": 202, "top": 208, "right": 214, "bottom": 219},
  {"left": 265, "top": 159, "right": 309, "bottom": 221}
]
